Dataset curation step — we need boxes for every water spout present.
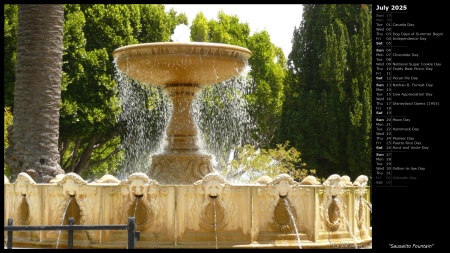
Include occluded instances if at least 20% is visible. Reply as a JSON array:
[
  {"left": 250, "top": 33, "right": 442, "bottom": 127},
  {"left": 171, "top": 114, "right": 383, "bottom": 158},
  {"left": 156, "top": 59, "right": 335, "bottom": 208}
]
[
  {"left": 134, "top": 197, "right": 140, "bottom": 217},
  {"left": 282, "top": 197, "right": 302, "bottom": 249},
  {"left": 4, "top": 172, "right": 371, "bottom": 248},
  {"left": 334, "top": 197, "right": 358, "bottom": 249},
  {"left": 56, "top": 195, "right": 74, "bottom": 249},
  {"left": 211, "top": 197, "right": 219, "bottom": 249},
  {"left": 361, "top": 197, "right": 372, "bottom": 213}
]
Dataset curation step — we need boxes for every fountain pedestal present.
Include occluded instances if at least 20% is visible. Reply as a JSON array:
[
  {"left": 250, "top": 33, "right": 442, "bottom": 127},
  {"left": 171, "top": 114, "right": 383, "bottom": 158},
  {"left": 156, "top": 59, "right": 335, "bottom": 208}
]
[
  {"left": 151, "top": 153, "right": 213, "bottom": 184},
  {"left": 149, "top": 85, "right": 214, "bottom": 184},
  {"left": 113, "top": 42, "right": 252, "bottom": 184}
]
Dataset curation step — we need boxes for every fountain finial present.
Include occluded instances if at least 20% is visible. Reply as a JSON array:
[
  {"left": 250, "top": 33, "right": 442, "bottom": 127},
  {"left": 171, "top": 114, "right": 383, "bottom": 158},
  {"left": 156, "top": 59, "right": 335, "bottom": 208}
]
[{"left": 171, "top": 24, "right": 191, "bottom": 42}]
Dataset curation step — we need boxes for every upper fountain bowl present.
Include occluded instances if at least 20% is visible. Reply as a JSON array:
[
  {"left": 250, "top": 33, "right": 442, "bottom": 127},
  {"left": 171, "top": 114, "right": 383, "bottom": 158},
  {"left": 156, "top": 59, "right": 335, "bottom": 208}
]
[{"left": 113, "top": 42, "right": 252, "bottom": 87}]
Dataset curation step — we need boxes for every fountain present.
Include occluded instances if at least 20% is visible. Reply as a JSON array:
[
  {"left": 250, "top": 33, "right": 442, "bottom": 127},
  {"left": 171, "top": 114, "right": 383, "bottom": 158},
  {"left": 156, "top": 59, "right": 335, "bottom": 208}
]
[
  {"left": 3, "top": 27, "right": 371, "bottom": 249},
  {"left": 4, "top": 172, "right": 371, "bottom": 249},
  {"left": 112, "top": 36, "right": 252, "bottom": 185}
]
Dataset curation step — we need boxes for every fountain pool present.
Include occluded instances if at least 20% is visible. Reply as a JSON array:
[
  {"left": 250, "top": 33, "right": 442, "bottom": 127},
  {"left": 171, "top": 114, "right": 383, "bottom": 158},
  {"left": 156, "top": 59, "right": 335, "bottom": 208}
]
[{"left": 4, "top": 172, "right": 371, "bottom": 249}]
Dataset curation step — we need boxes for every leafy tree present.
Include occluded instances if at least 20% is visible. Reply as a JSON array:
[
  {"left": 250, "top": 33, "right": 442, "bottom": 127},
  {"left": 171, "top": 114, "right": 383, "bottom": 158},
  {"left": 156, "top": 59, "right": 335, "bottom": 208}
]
[
  {"left": 4, "top": 4, "right": 18, "bottom": 109},
  {"left": 225, "top": 141, "right": 315, "bottom": 183},
  {"left": 4, "top": 4, "right": 193, "bottom": 180},
  {"left": 278, "top": 4, "right": 372, "bottom": 181},
  {"left": 247, "top": 30, "right": 287, "bottom": 147},
  {"left": 190, "top": 12, "right": 209, "bottom": 42},
  {"left": 138, "top": 4, "right": 184, "bottom": 43},
  {"left": 5, "top": 4, "right": 66, "bottom": 183},
  {"left": 207, "top": 10, "right": 250, "bottom": 47},
  {"left": 4, "top": 5, "right": 17, "bottom": 179},
  {"left": 59, "top": 4, "right": 139, "bottom": 177},
  {"left": 4, "top": 107, "right": 13, "bottom": 179},
  {"left": 189, "top": 10, "right": 287, "bottom": 171}
]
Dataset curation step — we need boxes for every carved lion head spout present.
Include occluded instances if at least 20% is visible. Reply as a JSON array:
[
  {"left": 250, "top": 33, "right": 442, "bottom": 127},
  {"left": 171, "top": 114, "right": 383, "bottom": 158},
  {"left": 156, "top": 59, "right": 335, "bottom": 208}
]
[
  {"left": 119, "top": 173, "right": 159, "bottom": 231},
  {"left": 120, "top": 172, "right": 158, "bottom": 200},
  {"left": 194, "top": 172, "right": 230, "bottom": 232},
  {"left": 271, "top": 173, "right": 298, "bottom": 197},
  {"left": 195, "top": 172, "right": 228, "bottom": 200},
  {"left": 14, "top": 172, "right": 36, "bottom": 196},
  {"left": 59, "top": 172, "right": 87, "bottom": 198},
  {"left": 323, "top": 174, "right": 344, "bottom": 197},
  {"left": 13, "top": 173, "right": 35, "bottom": 225},
  {"left": 321, "top": 174, "right": 344, "bottom": 231}
]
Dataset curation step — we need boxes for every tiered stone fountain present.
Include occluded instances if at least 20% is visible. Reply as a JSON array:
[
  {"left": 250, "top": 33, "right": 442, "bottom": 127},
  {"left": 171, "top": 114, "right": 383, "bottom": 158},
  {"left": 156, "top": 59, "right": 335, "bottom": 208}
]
[
  {"left": 4, "top": 37, "right": 371, "bottom": 249},
  {"left": 112, "top": 41, "right": 252, "bottom": 184}
]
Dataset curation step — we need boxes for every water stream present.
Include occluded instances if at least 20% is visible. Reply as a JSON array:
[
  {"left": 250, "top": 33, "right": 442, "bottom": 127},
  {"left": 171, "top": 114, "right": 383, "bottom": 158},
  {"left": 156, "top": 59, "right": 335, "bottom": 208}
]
[
  {"left": 211, "top": 197, "right": 219, "bottom": 249},
  {"left": 360, "top": 197, "right": 372, "bottom": 213},
  {"left": 334, "top": 197, "right": 358, "bottom": 249},
  {"left": 115, "top": 73, "right": 171, "bottom": 179},
  {"left": 115, "top": 69, "right": 256, "bottom": 181},
  {"left": 282, "top": 197, "right": 302, "bottom": 249},
  {"left": 56, "top": 195, "right": 74, "bottom": 249},
  {"left": 134, "top": 197, "right": 140, "bottom": 217}
]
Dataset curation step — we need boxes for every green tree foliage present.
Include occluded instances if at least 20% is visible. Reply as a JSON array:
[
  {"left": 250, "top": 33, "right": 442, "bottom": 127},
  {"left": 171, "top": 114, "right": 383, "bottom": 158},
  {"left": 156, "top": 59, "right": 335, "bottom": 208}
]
[
  {"left": 225, "top": 141, "right": 315, "bottom": 183},
  {"left": 190, "top": 10, "right": 287, "bottom": 151},
  {"left": 278, "top": 4, "right": 372, "bottom": 181},
  {"left": 4, "top": 5, "right": 17, "bottom": 179},
  {"left": 4, "top": 107, "right": 13, "bottom": 178},
  {"left": 4, "top": 4, "right": 188, "bottom": 180},
  {"left": 208, "top": 10, "right": 250, "bottom": 46},
  {"left": 247, "top": 30, "right": 287, "bottom": 146},
  {"left": 4, "top": 4, "right": 293, "bottom": 180},
  {"left": 4, "top": 4, "right": 18, "bottom": 108},
  {"left": 190, "top": 12, "right": 209, "bottom": 42},
  {"left": 59, "top": 4, "right": 140, "bottom": 177},
  {"left": 137, "top": 4, "right": 178, "bottom": 43}
]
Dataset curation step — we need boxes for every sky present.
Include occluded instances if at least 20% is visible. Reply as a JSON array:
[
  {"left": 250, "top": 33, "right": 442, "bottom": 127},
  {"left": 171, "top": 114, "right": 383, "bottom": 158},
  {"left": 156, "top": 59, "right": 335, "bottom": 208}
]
[{"left": 163, "top": 4, "right": 304, "bottom": 57}]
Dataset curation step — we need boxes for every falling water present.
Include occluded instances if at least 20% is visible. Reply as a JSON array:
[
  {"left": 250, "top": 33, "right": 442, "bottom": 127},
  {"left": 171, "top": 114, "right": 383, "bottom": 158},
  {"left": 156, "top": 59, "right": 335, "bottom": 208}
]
[
  {"left": 115, "top": 71, "right": 171, "bottom": 179},
  {"left": 113, "top": 23, "right": 257, "bottom": 180},
  {"left": 193, "top": 75, "right": 257, "bottom": 178},
  {"left": 115, "top": 68, "right": 257, "bottom": 180},
  {"left": 134, "top": 197, "right": 140, "bottom": 217},
  {"left": 360, "top": 197, "right": 372, "bottom": 213},
  {"left": 282, "top": 198, "right": 302, "bottom": 249},
  {"left": 334, "top": 197, "right": 358, "bottom": 249},
  {"left": 211, "top": 198, "right": 219, "bottom": 249},
  {"left": 56, "top": 196, "right": 74, "bottom": 249},
  {"left": 18, "top": 194, "right": 25, "bottom": 205}
]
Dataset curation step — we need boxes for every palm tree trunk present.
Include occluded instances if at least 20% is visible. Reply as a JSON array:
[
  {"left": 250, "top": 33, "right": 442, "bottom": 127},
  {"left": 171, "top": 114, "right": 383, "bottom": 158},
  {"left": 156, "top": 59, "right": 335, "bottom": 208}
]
[{"left": 5, "top": 4, "right": 65, "bottom": 183}]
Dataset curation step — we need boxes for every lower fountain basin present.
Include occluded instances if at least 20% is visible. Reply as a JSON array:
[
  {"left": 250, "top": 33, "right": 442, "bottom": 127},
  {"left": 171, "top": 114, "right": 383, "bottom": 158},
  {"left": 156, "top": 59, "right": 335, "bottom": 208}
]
[{"left": 4, "top": 173, "right": 371, "bottom": 249}]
